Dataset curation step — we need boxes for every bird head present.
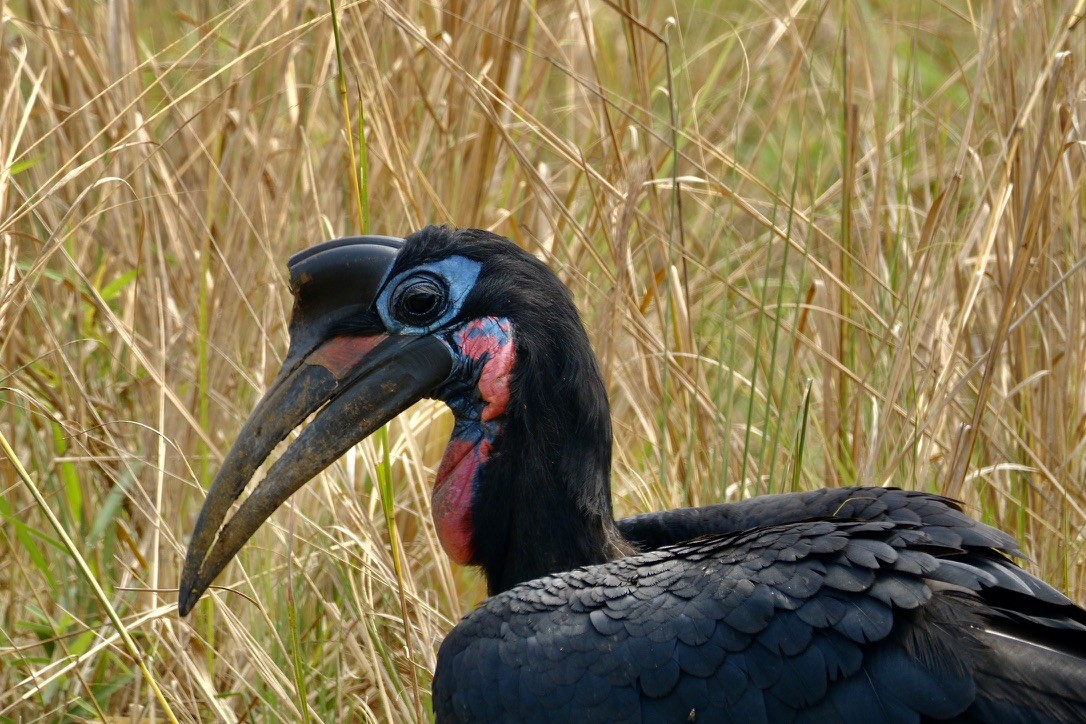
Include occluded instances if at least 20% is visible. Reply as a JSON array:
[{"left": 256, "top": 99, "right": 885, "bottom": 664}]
[{"left": 179, "top": 226, "right": 613, "bottom": 614}]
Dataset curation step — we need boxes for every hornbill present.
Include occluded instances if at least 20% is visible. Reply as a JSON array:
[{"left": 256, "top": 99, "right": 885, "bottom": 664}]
[{"left": 180, "top": 226, "right": 1086, "bottom": 722}]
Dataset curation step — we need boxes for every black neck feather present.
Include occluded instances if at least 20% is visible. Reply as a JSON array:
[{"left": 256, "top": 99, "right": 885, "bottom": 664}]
[
  {"left": 400, "top": 226, "right": 632, "bottom": 595},
  {"left": 466, "top": 275, "right": 629, "bottom": 594}
]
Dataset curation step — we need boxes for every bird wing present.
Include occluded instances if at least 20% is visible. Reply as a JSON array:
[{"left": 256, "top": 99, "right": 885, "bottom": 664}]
[
  {"left": 618, "top": 487, "right": 1074, "bottom": 609},
  {"left": 618, "top": 487, "right": 1021, "bottom": 555},
  {"left": 434, "top": 517, "right": 1086, "bottom": 723}
]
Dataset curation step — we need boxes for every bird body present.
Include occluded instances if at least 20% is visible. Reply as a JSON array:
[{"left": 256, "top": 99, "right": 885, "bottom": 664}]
[
  {"left": 438, "top": 497, "right": 1086, "bottom": 722},
  {"left": 180, "top": 227, "right": 1086, "bottom": 722}
]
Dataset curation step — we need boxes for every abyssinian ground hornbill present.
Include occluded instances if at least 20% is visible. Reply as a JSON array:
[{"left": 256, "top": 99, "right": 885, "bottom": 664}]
[{"left": 180, "top": 226, "right": 1086, "bottom": 722}]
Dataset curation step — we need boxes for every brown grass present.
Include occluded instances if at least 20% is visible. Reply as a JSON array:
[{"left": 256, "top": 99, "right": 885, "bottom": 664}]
[{"left": 2, "top": 0, "right": 1085, "bottom": 719}]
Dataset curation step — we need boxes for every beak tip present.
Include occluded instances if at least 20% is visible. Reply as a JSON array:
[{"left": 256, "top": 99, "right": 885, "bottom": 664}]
[
  {"left": 177, "top": 575, "right": 203, "bottom": 616},
  {"left": 177, "top": 590, "right": 194, "bottom": 616}
]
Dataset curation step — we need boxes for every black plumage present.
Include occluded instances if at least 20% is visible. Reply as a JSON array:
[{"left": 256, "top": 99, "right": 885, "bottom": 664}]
[
  {"left": 438, "top": 512, "right": 1086, "bottom": 722},
  {"left": 180, "top": 227, "right": 1086, "bottom": 722}
]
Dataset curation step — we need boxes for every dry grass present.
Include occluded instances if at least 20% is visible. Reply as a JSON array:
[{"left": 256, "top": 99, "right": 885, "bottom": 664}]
[{"left": 2, "top": 0, "right": 1085, "bottom": 720}]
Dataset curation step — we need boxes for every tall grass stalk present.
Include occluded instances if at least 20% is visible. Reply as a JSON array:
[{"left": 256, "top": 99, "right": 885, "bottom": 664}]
[{"left": 0, "top": 429, "right": 178, "bottom": 723}]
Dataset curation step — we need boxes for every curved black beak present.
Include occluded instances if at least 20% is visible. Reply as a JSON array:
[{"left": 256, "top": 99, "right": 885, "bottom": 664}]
[{"left": 178, "top": 236, "right": 453, "bottom": 616}]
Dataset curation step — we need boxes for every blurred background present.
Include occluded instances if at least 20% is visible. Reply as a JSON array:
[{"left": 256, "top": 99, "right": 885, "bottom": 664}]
[{"left": 1, "top": 0, "right": 1084, "bottom": 720}]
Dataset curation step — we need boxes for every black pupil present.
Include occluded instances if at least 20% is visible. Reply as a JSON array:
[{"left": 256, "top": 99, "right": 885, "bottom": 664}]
[
  {"left": 407, "top": 287, "right": 437, "bottom": 314},
  {"left": 398, "top": 277, "right": 445, "bottom": 322}
]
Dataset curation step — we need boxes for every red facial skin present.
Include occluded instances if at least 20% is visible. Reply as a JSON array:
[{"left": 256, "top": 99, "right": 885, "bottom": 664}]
[
  {"left": 308, "top": 335, "right": 386, "bottom": 377},
  {"left": 431, "top": 318, "right": 515, "bottom": 564},
  {"left": 433, "top": 438, "right": 492, "bottom": 564}
]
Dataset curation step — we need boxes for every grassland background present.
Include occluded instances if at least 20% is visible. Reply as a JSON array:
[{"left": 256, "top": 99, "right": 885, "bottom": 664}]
[{"left": 1, "top": 0, "right": 1084, "bottom": 720}]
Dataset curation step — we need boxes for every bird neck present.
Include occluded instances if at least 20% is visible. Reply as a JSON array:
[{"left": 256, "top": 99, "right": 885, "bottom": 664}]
[{"left": 434, "top": 315, "right": 630, "bottom": 595}]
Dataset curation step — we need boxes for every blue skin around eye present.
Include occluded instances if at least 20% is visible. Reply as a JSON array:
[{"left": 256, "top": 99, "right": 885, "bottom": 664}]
[{"left": 376, "top": 255, "right": 483, "bottom": 335}]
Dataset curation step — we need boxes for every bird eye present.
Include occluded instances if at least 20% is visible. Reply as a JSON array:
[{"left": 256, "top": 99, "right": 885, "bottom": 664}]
[{"left": 391, "top": 274, "right": 449, "bottom": 326}]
